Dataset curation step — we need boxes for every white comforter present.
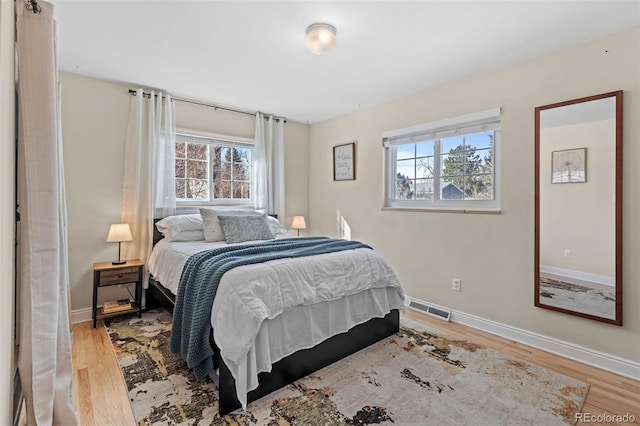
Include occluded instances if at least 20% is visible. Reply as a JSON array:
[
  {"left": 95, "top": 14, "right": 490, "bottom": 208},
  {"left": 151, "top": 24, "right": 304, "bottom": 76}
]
[
  {"left": 213, "top": 247, "right": 403, "bottom": 362},
  {"left": 212, "top": 246, "right": 405, "bottom": 408}
]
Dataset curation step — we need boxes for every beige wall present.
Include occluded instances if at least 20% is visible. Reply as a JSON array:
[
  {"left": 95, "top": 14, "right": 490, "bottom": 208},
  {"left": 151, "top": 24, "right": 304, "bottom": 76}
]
[
  {"left": 0, "top": 0, "right": 16, "bottom": 421},
  {"left": 540, "top": 120, "right": 615, "bottom": 277},
  {"left": 308, "top": 26, "right": 639, "bottom": 361},
  {"left": 60, "top": 72, "right": 309, "bottom": 311}
]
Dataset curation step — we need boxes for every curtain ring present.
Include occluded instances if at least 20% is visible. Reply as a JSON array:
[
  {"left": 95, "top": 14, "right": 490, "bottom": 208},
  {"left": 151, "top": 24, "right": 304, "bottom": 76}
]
[{"left": 26, "top": 0, "right": 41, "bottom": 14}]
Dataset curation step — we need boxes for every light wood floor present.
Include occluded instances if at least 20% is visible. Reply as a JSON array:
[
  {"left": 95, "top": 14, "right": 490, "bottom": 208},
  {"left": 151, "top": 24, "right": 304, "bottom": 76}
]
[{"left": 71, "top": 311, "right": 639, "bottom": 425}]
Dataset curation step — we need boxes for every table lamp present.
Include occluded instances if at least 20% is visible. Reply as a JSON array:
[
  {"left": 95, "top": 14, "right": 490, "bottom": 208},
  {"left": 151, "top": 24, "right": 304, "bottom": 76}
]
[
  {"left": 291, "top": 216, "right": 306, "bottom": 237},
  {"left": 107, "top": 223, "right": 133, "bottom": 264}
]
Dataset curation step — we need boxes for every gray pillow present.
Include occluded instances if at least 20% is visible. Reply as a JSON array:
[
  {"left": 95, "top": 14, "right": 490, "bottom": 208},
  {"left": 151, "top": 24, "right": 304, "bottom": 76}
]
[
  {"left": 200, "top": 208, "right": 262, "bottom": 242},
  {"left": 217, "top": 214, "right": 275, "bottom": 244}
]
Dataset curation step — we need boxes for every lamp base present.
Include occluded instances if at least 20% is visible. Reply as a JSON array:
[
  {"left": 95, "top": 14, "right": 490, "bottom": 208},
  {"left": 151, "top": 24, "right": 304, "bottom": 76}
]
[{"left": 112, "top": 260, "right": 126, "bottom": 265}]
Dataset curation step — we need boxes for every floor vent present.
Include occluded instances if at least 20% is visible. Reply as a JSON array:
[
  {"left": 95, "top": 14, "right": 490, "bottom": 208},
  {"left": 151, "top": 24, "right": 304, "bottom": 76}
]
[{"left": 409, "top": 300, "right": 452, "bottom": 322}]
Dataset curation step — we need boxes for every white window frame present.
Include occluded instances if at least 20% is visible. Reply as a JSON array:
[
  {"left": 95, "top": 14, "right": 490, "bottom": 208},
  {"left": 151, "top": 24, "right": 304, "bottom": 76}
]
[
  {"left": 175, "top": 132, "right": 254, "bottom": 207},
  {"left": 383, "top": 108, "right": 501, "bottom": 211}
]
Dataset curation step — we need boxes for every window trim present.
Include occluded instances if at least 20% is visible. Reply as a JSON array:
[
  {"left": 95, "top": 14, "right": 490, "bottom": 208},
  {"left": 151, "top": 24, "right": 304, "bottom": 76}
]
[
  {"left": 175, "top": 132, "right": 254, "bottom": 206},
  {"left": 383, "top": 108, "right": 501, "bottom": 211}
]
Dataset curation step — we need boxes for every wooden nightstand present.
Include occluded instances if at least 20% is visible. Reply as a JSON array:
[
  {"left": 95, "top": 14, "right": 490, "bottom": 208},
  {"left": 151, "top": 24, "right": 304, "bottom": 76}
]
[{"left": 92, "top": 259, "right": 144, "bottom": 328}]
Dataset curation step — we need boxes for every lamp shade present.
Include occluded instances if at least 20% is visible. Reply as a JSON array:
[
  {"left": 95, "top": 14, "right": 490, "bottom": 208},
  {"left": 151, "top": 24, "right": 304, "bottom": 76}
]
[
  {"left": 291, "top": 216, "right": 307, "bottom": 230},
  {"left": 305, "top": 23, "right": 337, "bottom": 55},
  {"left": 106, "top": 223, "right": 133, "bottom": 242}
]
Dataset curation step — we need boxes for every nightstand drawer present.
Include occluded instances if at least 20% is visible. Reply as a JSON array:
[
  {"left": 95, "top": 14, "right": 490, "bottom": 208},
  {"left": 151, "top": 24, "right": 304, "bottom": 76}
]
[{"left": 100, "top": 267, "right": 139, "bottom": 285}]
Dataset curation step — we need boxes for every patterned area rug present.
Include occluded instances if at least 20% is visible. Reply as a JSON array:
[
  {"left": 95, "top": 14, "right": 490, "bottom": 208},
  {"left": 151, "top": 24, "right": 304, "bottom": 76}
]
[{"left": 107, "top": 309, "right": 589, "bottom": 425}]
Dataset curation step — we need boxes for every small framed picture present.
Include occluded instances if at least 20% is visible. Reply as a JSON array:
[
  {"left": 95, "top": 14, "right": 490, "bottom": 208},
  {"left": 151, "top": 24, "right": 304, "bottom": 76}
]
[
  {"left": 333, "top": 142, "right": 356, "bottom": 181},
  {"left": 551, "top": 148, "right": 587, "bottom": 184}
]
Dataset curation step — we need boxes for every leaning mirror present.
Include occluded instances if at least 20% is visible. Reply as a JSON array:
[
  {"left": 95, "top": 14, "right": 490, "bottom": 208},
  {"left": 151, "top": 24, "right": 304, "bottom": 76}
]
[{"left": 535, "top": 91, "right": 622, "bottom": 325}]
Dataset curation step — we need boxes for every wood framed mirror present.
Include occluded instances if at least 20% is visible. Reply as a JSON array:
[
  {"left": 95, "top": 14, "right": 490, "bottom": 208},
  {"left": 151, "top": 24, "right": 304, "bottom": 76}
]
[{"left": 534, "top": 91, "right": 622, "bottom": 325}]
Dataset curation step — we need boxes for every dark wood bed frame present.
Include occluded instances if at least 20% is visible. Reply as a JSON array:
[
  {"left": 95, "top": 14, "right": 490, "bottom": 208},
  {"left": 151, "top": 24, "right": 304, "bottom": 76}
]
[{"left": 146, "top": 221, "right": 400, "bottom": 416}]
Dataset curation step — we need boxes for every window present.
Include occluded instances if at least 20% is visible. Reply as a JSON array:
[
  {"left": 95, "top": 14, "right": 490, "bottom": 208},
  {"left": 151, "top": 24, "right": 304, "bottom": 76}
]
[
  {"left": 383, "top": 108, "right": 500, "bottom": 210},
  {"left": 175, "top": 133, "right": 252, "bottom": 204}
]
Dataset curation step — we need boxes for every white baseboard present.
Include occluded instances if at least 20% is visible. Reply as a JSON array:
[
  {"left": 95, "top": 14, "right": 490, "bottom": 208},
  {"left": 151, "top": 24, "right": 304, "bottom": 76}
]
[
  {"left": 70, "top": 307, "right": 92, "bottom": 324},
  {"left": 540, "top": 265, "right": 615, "bottom": 287},
  {"left": 404, "top": 295, "right": 640, "bottom": 380}
]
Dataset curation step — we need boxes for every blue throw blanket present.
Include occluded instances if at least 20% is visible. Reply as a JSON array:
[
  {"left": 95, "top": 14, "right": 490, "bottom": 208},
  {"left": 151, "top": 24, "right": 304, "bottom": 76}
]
[{"left": 169, "top": 237, "right": 371, "bottom": 380}]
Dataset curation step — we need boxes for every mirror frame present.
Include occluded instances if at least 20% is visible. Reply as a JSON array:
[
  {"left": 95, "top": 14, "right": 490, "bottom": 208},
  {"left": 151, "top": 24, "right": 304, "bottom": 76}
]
[{"left": 534, "top": 90, "right": 623, "bottom": 326}]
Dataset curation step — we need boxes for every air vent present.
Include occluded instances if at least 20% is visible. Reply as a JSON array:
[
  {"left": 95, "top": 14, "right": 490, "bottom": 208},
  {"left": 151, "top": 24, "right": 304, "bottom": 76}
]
[{"left": 409, "top": 300, "right": 451, "bottom": 322}]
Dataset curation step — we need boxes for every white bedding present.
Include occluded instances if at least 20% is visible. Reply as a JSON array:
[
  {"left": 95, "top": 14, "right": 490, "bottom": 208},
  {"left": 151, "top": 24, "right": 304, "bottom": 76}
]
[
  {"left": 148, "top": 238, "right": 406, "bottom": 409},
  {"left": 148, "top": 237, "right": 293, "bottom": 294}
]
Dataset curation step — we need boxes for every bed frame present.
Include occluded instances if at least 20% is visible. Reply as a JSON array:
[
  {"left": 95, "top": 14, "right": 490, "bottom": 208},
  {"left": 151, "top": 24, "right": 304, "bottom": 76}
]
[{"left": 146, "top": 222, "right": 400, "bottom": 416}]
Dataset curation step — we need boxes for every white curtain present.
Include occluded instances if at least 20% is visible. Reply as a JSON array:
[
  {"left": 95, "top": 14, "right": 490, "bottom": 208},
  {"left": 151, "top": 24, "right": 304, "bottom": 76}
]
[
  {"left": 252, "top": 113, "right": 285, "bottom": 218},
  {"left": 16, "top": 1, "right": 77, "bottom": 424},
  {"left": 154, "top": 94, "right": 176, "bottom": 218},
  {"left": 121, "top": 89, "right": 175, "bottom": 276}
]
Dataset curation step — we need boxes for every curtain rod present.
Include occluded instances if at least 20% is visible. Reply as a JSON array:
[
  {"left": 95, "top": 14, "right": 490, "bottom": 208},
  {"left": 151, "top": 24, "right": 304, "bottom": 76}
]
[
  {"left": 127, "top": 89, "right": 285, "bottom": 123},
  {"left": 27, "top": 0, "right": 41, "bottom": 13}
]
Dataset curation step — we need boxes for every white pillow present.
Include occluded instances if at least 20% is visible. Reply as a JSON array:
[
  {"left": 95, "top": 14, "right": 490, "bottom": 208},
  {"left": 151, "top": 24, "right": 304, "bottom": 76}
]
[
  {"left": 200, "top": 208, "right": 262, "bottom": 242},
  {"left": 155, "top": 214, "right": 204, "bottom": 241},
  {"left": 267, "top": 215, "right": 288, "bottom": 235},
  {"left": 167, "top": 229, "right": 205, "bottom": 242}
]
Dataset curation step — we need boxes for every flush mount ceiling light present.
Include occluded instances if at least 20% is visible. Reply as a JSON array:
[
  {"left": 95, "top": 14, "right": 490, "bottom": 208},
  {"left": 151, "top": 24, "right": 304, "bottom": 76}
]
[{"left": 305, "top": 23, "right": 337, "bottom": 55}]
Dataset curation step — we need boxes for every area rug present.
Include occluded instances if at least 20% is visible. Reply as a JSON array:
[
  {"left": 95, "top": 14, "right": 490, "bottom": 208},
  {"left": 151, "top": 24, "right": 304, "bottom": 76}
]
[{"left": 107, "top": 309, "right": 589, "bottom": 425}]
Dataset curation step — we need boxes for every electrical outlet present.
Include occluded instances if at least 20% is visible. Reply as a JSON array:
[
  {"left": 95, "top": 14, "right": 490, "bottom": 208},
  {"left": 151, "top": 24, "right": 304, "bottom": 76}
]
[
  {"left": 564, "top": 249, "right": 572, "bottom": 258},
  {"left": 452, "top": 278, "right": 461, "bottom": 291}
]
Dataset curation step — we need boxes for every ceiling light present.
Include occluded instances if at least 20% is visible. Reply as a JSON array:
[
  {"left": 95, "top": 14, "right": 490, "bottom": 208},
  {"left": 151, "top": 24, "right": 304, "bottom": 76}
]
[{"left": 305, "top": 23, "right": 337, "bottom": 55}]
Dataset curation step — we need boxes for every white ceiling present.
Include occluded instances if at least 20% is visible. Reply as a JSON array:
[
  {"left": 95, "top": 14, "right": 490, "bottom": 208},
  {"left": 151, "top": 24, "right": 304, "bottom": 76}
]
[{"left": 51, "top": 1, "right": 640, "bottom": 124}]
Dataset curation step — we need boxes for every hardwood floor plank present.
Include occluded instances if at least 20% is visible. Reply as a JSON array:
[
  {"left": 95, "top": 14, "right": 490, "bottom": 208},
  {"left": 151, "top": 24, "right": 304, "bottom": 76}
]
[
  {"left": 71, "top": 321, "right": 136, "bottom": 426},
  {"left": 75, "top": 368, "right": 94, "bottom": 426}
]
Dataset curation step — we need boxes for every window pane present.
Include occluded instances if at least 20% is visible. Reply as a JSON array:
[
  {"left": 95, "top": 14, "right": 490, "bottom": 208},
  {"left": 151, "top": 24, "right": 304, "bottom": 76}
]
[
  {"left": 395, "top": 176, "right": 414, "bottom": 200},
  {"left": 213, "top": 180, "right": 231, "bottom": 199},
  {"left": 396, "top": 159, "right": 415, "bottom": 179},
  {"left": 464, "top": 175, "right": 493, "bottom": 200},
  {"left": 466, "top": 131, "right": 493, "bottom": 150},
  {"left": 185, "top": 179, "right": 208, "bottom": 199},
  {"left": 175, "top": 141, "right": 186, "bottom": 159},
  {"left": 396, "top": 144, "right": 415, "bottom": 160},
  {"left": 232, "top": 147, "right": 249, "bottom": 162},
  {"left": 441, "top": 154, "right": 464, "bottom": 177},
  {"left": 186, "top": 160, "right": 207, "bottom": 179},
  {"left": 244, "top": 182, "right": 251, "bottom": 199},
  {"left": 416, "top": 156, "right": 434, "bottom": 178},
  {"left": 187, "top": 143, "right": 207, "bottom": 160},
  {"left": 414, "top": 179, "right": 434, "bottom": 200},
  {"left": 476, "top": 147, "right": 493, "bottom": 166},
  {"left": 233, "top": 162, "right": 250, "bottom": 181},
  {"left": 233, "top": 182, "right": 250, "bottom": 199},
  {"left": 440, "top": 177, "right": 464, "bottom": 200},
  {"left": 175, "top": 179, "right": 186, "bottom": 198},
  {"left": 216, "top": 161, "right": 231, "bottom": 180},
  {"left": 220, "top": 147, "right": 230, "bottom": 162},
  {"left": 416, "top": 140, "right": 434, "bottom": 157},
  {"left": 175, "top": 160, "right": 186, "bottom": 179},
  {"left": 442, "top": 136, "right": 463, "bottom": 153}
]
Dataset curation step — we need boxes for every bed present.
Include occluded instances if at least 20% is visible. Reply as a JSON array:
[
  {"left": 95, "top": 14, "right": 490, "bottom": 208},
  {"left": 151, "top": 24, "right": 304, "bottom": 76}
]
[{"left": 146, "top": 212, "right": 405, "bottom": 416}]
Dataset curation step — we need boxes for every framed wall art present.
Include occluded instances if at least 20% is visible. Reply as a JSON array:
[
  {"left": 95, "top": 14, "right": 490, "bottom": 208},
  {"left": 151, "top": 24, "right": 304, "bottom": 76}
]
[{"left": 333, "top": 142, "right": 356, "bottom": 181}]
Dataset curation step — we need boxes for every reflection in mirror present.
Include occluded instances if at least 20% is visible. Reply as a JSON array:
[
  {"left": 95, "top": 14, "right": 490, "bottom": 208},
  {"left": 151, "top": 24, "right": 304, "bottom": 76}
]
[{"left": 535, "top": 91, "right": 622, "bottom": 325}]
